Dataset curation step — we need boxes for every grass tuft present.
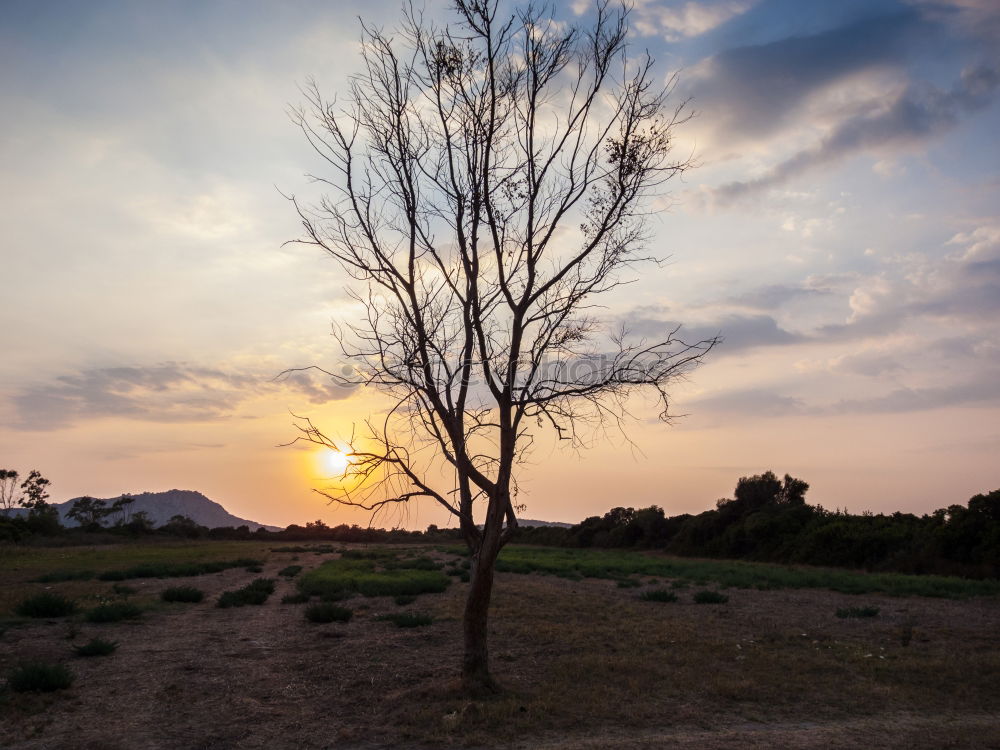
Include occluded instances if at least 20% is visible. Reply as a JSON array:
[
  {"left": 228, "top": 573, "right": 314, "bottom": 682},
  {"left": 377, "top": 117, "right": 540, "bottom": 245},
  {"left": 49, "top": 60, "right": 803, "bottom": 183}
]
[
  {"left": 693, "top": 590, "right": 729, "bottom": 604},
  {"left": 217, "top": 578, "right": 275, "bottom": 608},
  {"left": 16, "top": 592, "right": 77, "bottom": 618},
  {"left": 73, "top": 637, "right": 119, "bottom": 657},
  {"left": 86, "top": 601, "right": 142, "bottom": 623},
  {"left": 377, "top": 612, "right": 433, "bottom": 628},
  {"left": 836, "top": 606, "right": 880, "bottom": 619},
  {"left": 7, "top": 661, "right": 75, "bottom": 692},
  {"left": 161, "top": 586, "right": 205, "bottom": 603},
  {"left": 281, "top": 592, "right": 311, "bottom": 604},
  {"left": 34, "top": 570, "right": 94, "bottom": 583},
  {"left": 278, "top": 565, "right": 304, "bottom": 578},
  {"left": 304, "top": 602, "right": 353, "bottom": 623}
]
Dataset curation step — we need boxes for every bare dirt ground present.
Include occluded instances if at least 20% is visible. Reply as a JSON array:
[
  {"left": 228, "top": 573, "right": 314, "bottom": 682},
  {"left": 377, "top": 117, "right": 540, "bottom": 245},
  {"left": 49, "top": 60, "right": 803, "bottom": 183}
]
[{"left": 1, "top": 547, "right": 999, "bottom": 749}]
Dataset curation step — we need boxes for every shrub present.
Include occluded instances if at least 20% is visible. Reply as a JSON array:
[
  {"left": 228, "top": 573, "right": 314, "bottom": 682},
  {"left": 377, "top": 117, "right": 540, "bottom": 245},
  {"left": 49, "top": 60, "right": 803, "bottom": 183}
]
[
  {"left": 217, "top": 578, "right": 275, "bottom": 608},
  {"left": 281, "top": 592, "right": 310, "bottom": 604},
  {"left": 161, "top": 586, "right": 204, "bottom": 603},
  {"left": 617, "top": 578, "right": 641, "bottom": 588},
  {"left": 86, "top": 601, "right": 142, "bottom": 623},
  {"left": 377, "top": 612, "right": 433, "bottom": 628},
  {"left": 305, "top": 603, "right": 353, "bottom": 623},
  {"left": 7, "top": 661, "right": 75, "bottom": 692},
  {"left": 112, "top": 583, "right": 137, "bottom": 597},
  {"left": 73, "top": 637, "right": 118, "bottom": 657},
  {"left": 640, "top": 589, "right": 678, "bottom": 603},
  {"left": 459, "top": 571, "right": 470, "bottom": 583},
  {"left": 693, "top": 590, "right": 729, "bottom": 604},
  {"left": 96, "top": 558, "right": 263, "bottom": 582},
  {"left": 297, "top": 559, "right": 450, "bottom": 599},
  {"left": 278, "top": 565, "right": 303, "bottom": 578},
  {"left": 16, "top": 592, "right": 78, "bottom": 618},
  {"left": 836, "top": 606, "right": 879, "bottom": 619},
  {"left": 394, "top": 594, "right": 416, "bottom": 606},
  {"left": 244, "top": 565, "right": 263, "bottom": 573}
]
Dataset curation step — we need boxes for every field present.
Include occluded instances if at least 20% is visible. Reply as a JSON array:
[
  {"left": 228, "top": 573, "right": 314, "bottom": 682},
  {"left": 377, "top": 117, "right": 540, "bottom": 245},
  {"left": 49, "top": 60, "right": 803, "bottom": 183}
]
[{"left": 1, "top": 541, "right": 999, "bottom": 748}]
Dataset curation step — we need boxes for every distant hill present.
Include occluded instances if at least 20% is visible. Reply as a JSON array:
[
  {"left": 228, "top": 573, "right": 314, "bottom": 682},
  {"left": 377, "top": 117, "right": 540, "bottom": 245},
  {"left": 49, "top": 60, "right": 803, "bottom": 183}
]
[
  {"left": 45, "top": 489, "right": 281, "bottom": 531},
  {"left": 517, "top": 518, "right": 572, "bottom": 529}
]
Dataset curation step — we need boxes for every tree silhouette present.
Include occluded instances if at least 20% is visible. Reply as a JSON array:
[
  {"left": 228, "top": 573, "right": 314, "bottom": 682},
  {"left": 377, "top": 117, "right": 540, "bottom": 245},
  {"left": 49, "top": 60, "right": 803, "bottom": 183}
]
[{"left": 287, "top": 0, "right": 716, "bottom": 691}]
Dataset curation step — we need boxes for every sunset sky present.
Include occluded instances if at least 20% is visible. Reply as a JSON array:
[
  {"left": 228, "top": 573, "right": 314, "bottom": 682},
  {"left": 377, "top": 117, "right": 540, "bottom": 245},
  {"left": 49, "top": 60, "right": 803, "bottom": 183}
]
[{"left": 1, "top": 0, "right": 998, "bottom": 529}]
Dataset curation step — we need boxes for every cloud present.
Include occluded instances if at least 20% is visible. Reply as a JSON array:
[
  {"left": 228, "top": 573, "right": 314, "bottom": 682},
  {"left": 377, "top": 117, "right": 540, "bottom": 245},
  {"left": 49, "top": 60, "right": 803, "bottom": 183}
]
[
  {"left": 692, "top": 387, "right": 806, "bottom": 417},
  {"left": 691, "top": 11, "right": 918, "bottom": 141},
  {"left": 710, "top": 64, "right": 999, "bottom": 204},
  {"left": 623, "top": 311, "right": 803, "bottom": 355},
  {"left": 830, "top": 376, "right": 1000, "bottom": 413},
  {"left": 631, "top": 1, "right": 756, "bottom": 41},
  {"left": 9, "top": 362, "right": 357, "bottom": 431}
]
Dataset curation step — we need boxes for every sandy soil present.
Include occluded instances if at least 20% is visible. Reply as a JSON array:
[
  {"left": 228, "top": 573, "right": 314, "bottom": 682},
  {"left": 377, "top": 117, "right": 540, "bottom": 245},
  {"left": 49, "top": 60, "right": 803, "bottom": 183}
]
[{"left": 1, "top": 548, "right": 998, "bottom": 749}]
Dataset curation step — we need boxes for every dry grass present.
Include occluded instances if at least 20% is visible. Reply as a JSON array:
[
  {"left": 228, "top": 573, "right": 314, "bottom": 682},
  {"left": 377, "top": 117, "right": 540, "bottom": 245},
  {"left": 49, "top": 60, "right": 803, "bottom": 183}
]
[{"left": 0, "top": 543, "right": 998, "bottom": 749}]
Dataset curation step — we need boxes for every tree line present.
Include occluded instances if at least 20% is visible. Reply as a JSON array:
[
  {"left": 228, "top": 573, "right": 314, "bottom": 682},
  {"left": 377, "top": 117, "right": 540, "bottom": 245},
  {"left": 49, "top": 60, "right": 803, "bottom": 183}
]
[
  {"left": 515, "top": 472, "right": 1000, "bottom": 579},
  {"left": 2, "top": 466, "right": 997, "bottom": 579}
]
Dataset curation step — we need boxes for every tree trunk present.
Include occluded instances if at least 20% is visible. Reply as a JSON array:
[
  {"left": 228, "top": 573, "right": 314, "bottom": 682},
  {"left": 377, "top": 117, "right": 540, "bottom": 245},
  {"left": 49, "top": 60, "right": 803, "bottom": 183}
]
[{"left": 462, "top": 548, "right": 500, "bottom": 694}]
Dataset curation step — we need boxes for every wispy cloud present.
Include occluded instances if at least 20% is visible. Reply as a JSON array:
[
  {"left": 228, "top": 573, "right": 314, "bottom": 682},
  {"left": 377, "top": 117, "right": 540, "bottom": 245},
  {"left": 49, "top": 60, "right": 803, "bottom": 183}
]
[
  {"left": 710, "top": 65, "right": 999, "bottom": 204},
  {"left": 9, "top": 363, "right": 357, "bottom": 431}
]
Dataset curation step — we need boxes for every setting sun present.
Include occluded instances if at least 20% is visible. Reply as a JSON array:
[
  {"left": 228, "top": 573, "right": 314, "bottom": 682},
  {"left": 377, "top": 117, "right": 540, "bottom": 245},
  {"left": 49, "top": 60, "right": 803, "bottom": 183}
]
[{"left": 322, "top": 449, "right": 351, "bottom": 476}]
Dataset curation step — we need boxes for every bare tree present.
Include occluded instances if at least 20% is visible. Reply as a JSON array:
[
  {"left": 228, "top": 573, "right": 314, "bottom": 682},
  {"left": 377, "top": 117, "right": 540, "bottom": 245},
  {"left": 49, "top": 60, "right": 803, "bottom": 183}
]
[{"left": 286, "top": 0, "right": 716, "bottom": 692}]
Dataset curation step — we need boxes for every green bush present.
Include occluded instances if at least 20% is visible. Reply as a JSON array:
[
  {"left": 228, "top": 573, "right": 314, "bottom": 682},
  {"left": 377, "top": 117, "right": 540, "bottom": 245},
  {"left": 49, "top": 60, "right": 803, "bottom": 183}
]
[
  {"left": 377, "top": 612, "right": 433, "bottom": 628},
  {"left": 304, "top": 603, "right": 353, "bottom": 623},
  {"left": 244, "top": 565, "right": 263, "bottom": 573},
  {"left": 217, "top": 578, "right": 275, "bottom": 608},
  {"left": 298, "top": 559, "right": 451, "bottom": 599},
  {"left": 693, "top": 590, "right": 729, "bottom": 604},
  {"left": 112, "top": 583, "right": 137, "bottom": 597},
  {"left": 640, "top": 589, "right": 679, "bottom": 603},
  {"left": 161, "top": 586, "right": 204, "bottom": 603},
  {"left": 73, "top": 637, "right": 118, "bottom": 657},
  {"left": 16, "top": 592, "right": 78, "bottom": 618},
  {"left": 86, "top": 601, "right": 142, "bottom": 623},
  {"left": 281, "top": 592, "right": 310, "bottom": 604},
  {"left": 836, "top": 606, "right": 879, "bottom": 619},
  {"left": 394, "top": 594, "right": 416, "bottom": 606},
  {"left": 278, "top": 565, "right": 303, "bottom": 578},
  {"left": 7, "top": 661, "right": 75, "bottom": 692},
  {"left": 617, "top": 578, "right": 641, "bottom": 588},
  {"left": 96, "top": 558, "right": 263, "bottom": 582}
]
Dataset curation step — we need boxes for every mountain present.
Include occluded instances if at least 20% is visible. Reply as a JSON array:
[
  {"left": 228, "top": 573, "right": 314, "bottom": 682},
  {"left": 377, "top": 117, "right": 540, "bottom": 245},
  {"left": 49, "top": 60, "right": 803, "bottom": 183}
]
[
  {"left": 48, "top": 489, "right": 281, "bottom": 531},
  {"left": 516, "top": 518, "right": 573, "bottom": 528}
]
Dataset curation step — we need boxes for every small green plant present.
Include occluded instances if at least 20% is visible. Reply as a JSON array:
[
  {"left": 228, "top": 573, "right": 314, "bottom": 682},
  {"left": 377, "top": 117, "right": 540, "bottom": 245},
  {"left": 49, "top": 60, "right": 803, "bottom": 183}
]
[
  {"left": 281, "top": 592, "right": 310, "bottom": 604},
  {"left": 244, "top": 565, "right": 264, "bottom": 573},
  {"left": 836, "top": 606, "right": 879, "bottom": 619},
  {"left": 86, "top": 601, "right": 142, "bottom": 623},
  {"left": 217, "top": 578, "right": 275, "bottom": 608},
  {"left": 640, "top": 589, "right": 678, "bottom": 603},
  {"left": 459, "top": 571, "right": 470, "bottom": 582},
  {"left": 394, "top": 594, "right": 416, "bottom": 606},
  {"left": 7, "top": 661, "right": 75, "bottom": 692},
  {"left": 73, "top": 637, "right": 119, "bottom": 657},
  {"left": 161, "top": 586, "right": 204, "bottom": 603},
  {"left": 278, "top": 565, "right": 303, "bottom": 578},
  {"left": 16, "top": 592, "right": 78, "bottom": 618},
  {"left": 377, "top": 612, "right": 433, "bottom": 628},
  {"left": 305, "top": 603, "right": 353, "bottom": 623},
  {"left": 617, "top": 578, "right": 641, "bottom": 588},
  {"left": 693, "top": 590, "right": 729, "bottom": 604}
]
